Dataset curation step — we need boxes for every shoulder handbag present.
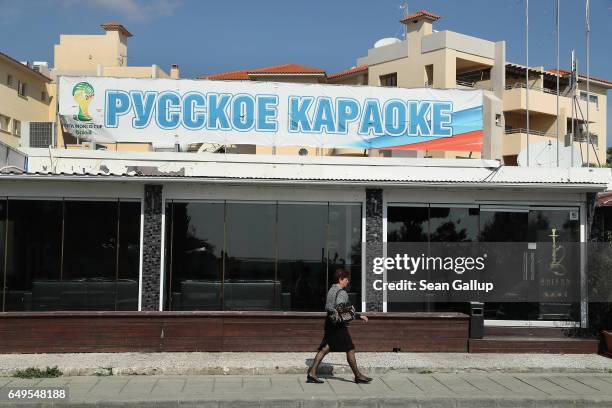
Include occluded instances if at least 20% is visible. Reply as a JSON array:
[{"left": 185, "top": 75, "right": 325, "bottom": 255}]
[{"left": 330, "top": 289, "right": 356, "bottom": 324}]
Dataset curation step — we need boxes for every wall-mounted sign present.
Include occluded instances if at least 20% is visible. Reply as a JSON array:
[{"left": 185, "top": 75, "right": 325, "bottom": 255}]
[{"left": 59, "top": 76, "right": 483, "bottom": 151}]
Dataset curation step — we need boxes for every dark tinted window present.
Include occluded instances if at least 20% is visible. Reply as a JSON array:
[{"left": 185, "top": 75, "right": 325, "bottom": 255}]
[
  {"left": 168, "top": 202, "right": 224, "bottom": 311},
  {"left": 4, "top": 200, "right": 63, "bottom": 311}
]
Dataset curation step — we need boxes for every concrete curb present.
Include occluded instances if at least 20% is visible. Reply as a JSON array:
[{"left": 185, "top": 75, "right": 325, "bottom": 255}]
[
  {"left": 1, "top": 352, "right": 611, "bottom": 377},
  {"left": 3, "top": 365, "right": 612, "bottom": 377},
  {"left": 3, "top": 397, "right": 612, "bottom": 407}
]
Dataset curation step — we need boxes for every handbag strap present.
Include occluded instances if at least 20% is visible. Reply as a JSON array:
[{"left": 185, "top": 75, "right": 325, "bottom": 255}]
[{"left": 334, "top": 288, "right": 346, "bottom": 306}]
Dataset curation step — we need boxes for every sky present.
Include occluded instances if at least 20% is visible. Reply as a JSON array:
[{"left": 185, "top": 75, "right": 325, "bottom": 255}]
[{"left": 1, "top": 0, "right": 611, "bottom": 143}]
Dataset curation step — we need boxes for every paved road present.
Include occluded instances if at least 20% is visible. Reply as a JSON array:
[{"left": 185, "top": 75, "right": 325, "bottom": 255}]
[{"left": 1, "top": 373, "right": 612, "bottom": 407}]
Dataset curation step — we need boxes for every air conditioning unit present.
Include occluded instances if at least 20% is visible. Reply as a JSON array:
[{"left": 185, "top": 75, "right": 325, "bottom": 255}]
[{"left": 20, "top": 121, "right": 56, "bottom": 148}]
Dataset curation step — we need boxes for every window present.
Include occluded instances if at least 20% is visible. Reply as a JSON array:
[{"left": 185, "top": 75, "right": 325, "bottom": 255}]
[
  {"left": 380, "top": 73, "right": 397, "bottom": 87},
  {"left": 580, "top": 91, "right": 598, "bottom": 108},
  {"left": 225, "top": 202, "right": 276, "bottom": 310},
  {"left": 41, "top": 91, "right": 47, "bottom": 102},
  {"left": 495, "top": 114, "right": 502, "bottom": 127},
  {"left": 4, "top": 200, "right": 63, "bottom": 311},
  {"left": 6, "top": 74, "right": 13, "bottom": 86},
  {"left": 0, "top": 114, "right": 10, "bottom": 132},
  {"left": 165, "top": 201, "right": 363, "bottom": 311},
  {"left": 424, "top": 65, "right": 434, "bottom": 86},
  {"left": 278, "top": 203, "right": 328, "bottom": 311},
  {"left": 167, "top": 202, "right": 225, "bottom": 311},
  {"left": 17, "top": 80, "right": 26, "bottom": 96},
  {"left": 1, "top": 199, "right": 140, "bottom": 311},
  {"left": 12, "top": 119, "right": 21, "bottom": 137}
]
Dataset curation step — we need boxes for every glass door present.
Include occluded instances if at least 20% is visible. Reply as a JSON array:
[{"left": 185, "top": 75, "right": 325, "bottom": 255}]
[
  {"left": 480, "top": 206, "right": 581, "bottom": 322},
  {"left": 479, "top": 207, "right": 532, "bottom": 320},
  {"left": 528, "top": 208, "right": 580, "bottom": 321}
]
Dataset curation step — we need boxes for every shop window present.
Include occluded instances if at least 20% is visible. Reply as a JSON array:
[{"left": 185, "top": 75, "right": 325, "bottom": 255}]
[
  {"left": 429, "top": 207, "right": 479, "bottom": 243},
  {"left": 0, "top": 201, "right": 5, "bottom": 311},
  {"left": 1, "top": 199, "right": 140, "bottom": 311},
  {"left": 167, "top": 202, "right": 225, "bottom": 311},
  {"left": 387, "top": 206, "right": 429, "bottom": 243},
  {"left": 225, "top": 202, "right": 276, "bottom": 310},
  {"left": 380, "top": 73, "right": 397, "bottom": 87},
  {"left": 164, "top": 201, "right": 363, "bottom": 312},
  {"left": 4, "top": 200, "right": 63, "bottom": 311},
  {"left": 277, "top": 203, "right": 328, "bottom": 311},
  {"left": 328, "top": 204, "right": 362, "bottom": 308},
  {"left": 117, "top": 202, "right": 141, "bottom": 279}
]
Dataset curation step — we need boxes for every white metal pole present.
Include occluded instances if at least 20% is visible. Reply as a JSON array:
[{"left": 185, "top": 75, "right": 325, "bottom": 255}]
[
  {"left": 571, "top": 50, "right": 576, "bottom": 168},
  {"left": 526, "top": 0, "right": 530, "bottom": 166},
  {"left": 556, "top": 0, "right": 560, "bottom": 167},
  {"left": 585, "top": 0, "right": 590, "bottom": 167}
]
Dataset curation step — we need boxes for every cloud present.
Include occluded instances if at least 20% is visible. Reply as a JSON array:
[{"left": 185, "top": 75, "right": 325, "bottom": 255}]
[{"left": 61, "top": 0, "right": 183, "bottom": 20}]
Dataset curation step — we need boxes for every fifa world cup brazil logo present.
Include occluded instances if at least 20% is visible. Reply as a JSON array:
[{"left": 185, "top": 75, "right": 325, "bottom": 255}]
[{"left": 72, "top": 82, "right": 95, "bottom": 121}]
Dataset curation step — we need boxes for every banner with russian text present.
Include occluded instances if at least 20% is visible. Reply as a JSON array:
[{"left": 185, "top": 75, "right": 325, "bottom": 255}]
[{"left": 58, "top": 76, "right": 483, "bottom": 151}]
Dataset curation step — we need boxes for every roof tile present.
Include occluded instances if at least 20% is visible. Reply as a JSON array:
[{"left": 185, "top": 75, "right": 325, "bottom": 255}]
[
  {"left": 200, "top": 63, "right": 326, "bottom": 80},
  {"left": 400, "top": 10, "right": 441, "bottom": 24},
  {"left": 327, "top": 65, "right": 369, "bottom": 80}
]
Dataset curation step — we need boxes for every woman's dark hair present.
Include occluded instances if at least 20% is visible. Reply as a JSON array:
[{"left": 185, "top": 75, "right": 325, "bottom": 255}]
[{"left": 334, "top": 268, "right": 350, "bottom": 283}]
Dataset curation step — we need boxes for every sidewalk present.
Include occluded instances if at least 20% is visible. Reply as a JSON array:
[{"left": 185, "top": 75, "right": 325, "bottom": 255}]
[
  {"left": 1, "top": 352, "right": 611, "bottom": 376},
  {"left": 1, "top": 372, "right": 612, "bottom": 407}
]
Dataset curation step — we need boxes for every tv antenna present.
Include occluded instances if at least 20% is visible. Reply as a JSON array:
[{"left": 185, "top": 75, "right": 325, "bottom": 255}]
[
  {"left": 399, "top": 2, "right": 409, "bottom": 38},
  {"left": 399, "top": 2, "right": 409, "bottom": 18}
]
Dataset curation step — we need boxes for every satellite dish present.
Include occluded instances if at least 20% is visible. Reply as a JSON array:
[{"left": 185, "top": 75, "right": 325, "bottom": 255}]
[
  {"left": 517, "top": 140, "right": 582, "bottom": 168},
  {"left": 374, "top": 38, "right": 401, "bottom": 48}
]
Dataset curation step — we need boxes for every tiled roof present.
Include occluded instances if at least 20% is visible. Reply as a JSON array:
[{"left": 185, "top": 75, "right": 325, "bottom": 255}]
[
  {"left": 201, "top": 63, "right": 326, "bottom": 80},
  {"left": 547, "top": 68, "right": 612, "bottom": 86},
  {"left": 400, "top": 10, "right": 441, "bottom": 24},
  {"left": 100, "top": 22, "right": 133, "bottom": 37},
  {"left": 202, "top": 69, "right": 250, "bottom": 80},
  {"left": 327, "top": 65, "right": 368, "bottom": 80}
]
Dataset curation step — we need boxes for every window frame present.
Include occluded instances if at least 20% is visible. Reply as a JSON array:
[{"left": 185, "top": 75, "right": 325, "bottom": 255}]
[
  {"left": 380, "top": 73, "right": 398, "bottom": 87},
  {"left": 12, "top": 119, "right": 21, "bottom": 137},
  {"left": 17, "top": 80, "right": 26, "bottom": 97}
]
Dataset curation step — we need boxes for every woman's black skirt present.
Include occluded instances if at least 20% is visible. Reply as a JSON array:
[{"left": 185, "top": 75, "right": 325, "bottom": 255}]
[{"left": 318, "top": 316, "right": 355, "bottom": 352}]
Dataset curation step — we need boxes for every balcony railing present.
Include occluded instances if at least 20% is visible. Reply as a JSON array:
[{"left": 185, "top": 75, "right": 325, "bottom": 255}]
[
  {"left": 505, "top": 129, "right": 599, "bottom": 147},
  {"left": 456, "top": 80, "right": 492, "bottom": 91},
  {"left": 505, "top": 82, "right": 572, "bottom": 97},
  {"left": 572, "top": 133, "right": 599, "bottom": 147},
  {"left": 504, "top": 128, "right": 556, "bottom": 137}
]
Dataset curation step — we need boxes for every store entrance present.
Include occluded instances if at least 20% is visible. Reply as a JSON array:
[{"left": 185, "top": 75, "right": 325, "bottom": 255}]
[
  {"left": 480, "top": 207, "right": 580, "bottom": 322},
  {"left": 386, "top": 204, "right": 581, "bottom": 322}
]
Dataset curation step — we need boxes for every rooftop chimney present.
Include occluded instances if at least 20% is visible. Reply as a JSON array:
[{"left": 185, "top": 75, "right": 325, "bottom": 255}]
[
  {"left": 400, "top": 10, "right": 440, "bottom": 54},
  {"left": 171, "top": 64, "right": 180, "bottom": 79}
]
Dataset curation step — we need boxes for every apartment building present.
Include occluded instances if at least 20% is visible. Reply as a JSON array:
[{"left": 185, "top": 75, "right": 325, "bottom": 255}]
[
  {"left": 326, "top": 11, "right": 610, "bottom": 165},
  {"left": 0, "top": 23, "right": 179, "bottom": 153},
  {"left": 0, "top": 52, "right": 54, "bottom": 149},
  {"left": 51, "top": 22, "right": 181, "bottom": 152},
  {"left": 3, "top": 12, "right": 609, "bottom": 165}
]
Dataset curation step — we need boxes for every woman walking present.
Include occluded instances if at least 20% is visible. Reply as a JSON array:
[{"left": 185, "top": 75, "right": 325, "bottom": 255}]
[{"left": 307, "top": 268, "right": 372, "bottom": 384}]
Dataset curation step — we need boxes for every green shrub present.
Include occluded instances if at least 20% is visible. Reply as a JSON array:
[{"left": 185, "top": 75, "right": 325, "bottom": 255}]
[{"left": 13, "top": 366, "right": 62, "bottom": 379}]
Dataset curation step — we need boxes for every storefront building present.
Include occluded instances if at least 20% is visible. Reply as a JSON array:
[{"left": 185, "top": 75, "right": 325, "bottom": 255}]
[{"left": 0, "top": 149, "right": 609, "bottom": 353}]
